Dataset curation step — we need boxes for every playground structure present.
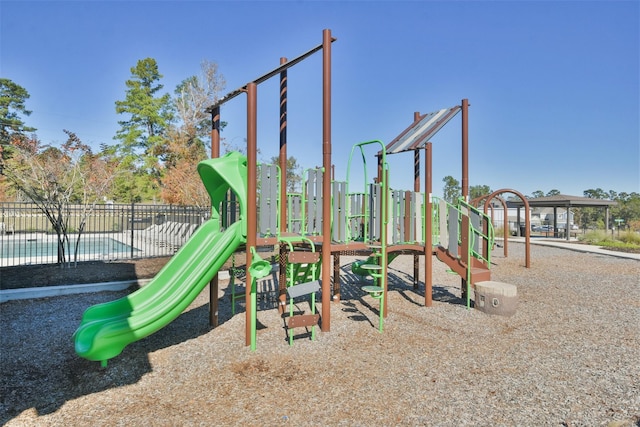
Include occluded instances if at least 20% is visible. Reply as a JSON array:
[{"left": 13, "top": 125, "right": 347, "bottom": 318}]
[
  {"left": 204, "top": 28, "right": 496, "bottom": 340},
  {"left": 74, "top": 29, "right": 505, "bottom": 366}
]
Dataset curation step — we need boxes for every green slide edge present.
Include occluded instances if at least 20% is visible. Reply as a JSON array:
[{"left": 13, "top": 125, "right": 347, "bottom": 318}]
[
  {"left": 73, "top": 221, "right": 243, "bottom": 363},
  {"left": 73, "top": 152, "right": 248, "bottom": 365}
]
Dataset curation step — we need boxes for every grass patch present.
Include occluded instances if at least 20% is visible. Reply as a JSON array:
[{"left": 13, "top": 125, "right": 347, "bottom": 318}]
[{"left": 578, "top": 230, "right": 640, "bottom": 252}]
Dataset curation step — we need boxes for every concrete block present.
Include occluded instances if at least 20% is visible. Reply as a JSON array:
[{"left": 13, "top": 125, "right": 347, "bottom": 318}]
[{"left": 474, "top": 281, "right": 518, "bottom": 316}]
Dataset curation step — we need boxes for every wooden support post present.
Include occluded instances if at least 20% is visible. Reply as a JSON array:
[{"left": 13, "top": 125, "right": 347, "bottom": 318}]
[
  {"left": 209, "top": 106, "right": 221, "bottom": 328},
  {"left": 461, "top": 98, "right": 469, "bottom": 201},
  {"left": 278, "top": 57, "right": 289, "bottom": 316},
  {"left": 245, "top": 82, "right": 257, "bottom": 346},
  {"left": 279, "top": 56, "right": 288, "bottom": 236},
  {"left": 278, "top": 244, "right": 287, "bottom": 314},
  {"left": 320, "top": 28, "right": 332, "bottom": 332},
  {"left": 460, "top": 214, "right": 470, "bottom": 301},
  {"left": 461, "top": 99, "right": 469, "bottom": 297},
  {"left": 424, "top": 142, "right": 433, "bottom": 307},
  {"left": 333, "top": 252, "right": 341, "bottom": 302},
  {"left": 414, "top": 148, "right": 420, "bottom": 289}
]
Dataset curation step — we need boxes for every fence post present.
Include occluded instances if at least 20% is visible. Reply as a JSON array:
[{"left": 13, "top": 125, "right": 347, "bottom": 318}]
[{"left": 130, "top": 202, "right": 135, "bottom": 259}]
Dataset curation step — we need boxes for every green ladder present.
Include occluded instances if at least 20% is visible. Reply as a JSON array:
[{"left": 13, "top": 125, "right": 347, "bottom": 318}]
[
  {"left": 360, "top": 245, "right": 385, "bottom": 333},
  {"left": 281, "top": 237, "right": 322, "bottom": 345}
]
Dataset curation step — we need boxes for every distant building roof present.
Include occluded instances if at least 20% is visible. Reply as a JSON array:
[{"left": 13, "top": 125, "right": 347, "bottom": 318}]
[{"left": 511, "top": 194, "right": 617, "bottom": 208}]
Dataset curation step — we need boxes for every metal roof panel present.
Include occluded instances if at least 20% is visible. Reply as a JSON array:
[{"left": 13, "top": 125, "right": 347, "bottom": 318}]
[{"left": 386, "top": 106, "right": 461, "bottom": 154}]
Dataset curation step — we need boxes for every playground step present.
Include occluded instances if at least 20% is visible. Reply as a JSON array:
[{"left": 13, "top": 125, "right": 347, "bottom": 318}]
[
  {"left": 287, "top": 251, "right": 321, "bottom": 264},
  {"left": 470, "top": 267, "right": 491, "bottom": 283},
  {"left": 434, "top": 245, "right": 491, "bottom": 284},
  {"left": 287, "top": 313, "right": 320, "bottom": 329},
  {"left": 360, "top": 264, "right": 383, "bottom": 279},
  {"left": 287, "top": 280, "right": 321, "bottom": 299},
  {"left": 362, "top": 285, "right": 384, "bottom": 298}
]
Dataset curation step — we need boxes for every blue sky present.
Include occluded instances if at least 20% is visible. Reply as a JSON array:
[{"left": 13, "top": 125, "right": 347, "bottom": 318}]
[{"left": 1, "top": 0, "right": 638, "bottom": 197}]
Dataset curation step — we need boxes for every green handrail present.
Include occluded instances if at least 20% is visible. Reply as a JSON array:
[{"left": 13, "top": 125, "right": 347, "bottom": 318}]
[
  {"left": 345, "top": 140, "right": 389, "bottom": 246},
  {"left": 431, "top": 196, "right": 495, "bottom": 308},
  {"left": 248, "top": 246, "right": 272, "bottom": 351},
  {"left": 457, "top": 198, "right": 495, "bottom": 268},
  {"left": 346, "top": 140, "right": 389, "bottom": 332},
  {"left": 431, "top": 196, "right": 494, "bottom": 259}
]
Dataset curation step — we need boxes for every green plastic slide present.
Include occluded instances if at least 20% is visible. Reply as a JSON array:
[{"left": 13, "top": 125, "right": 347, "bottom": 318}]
[{"left": 74, "top": 152, "right": 248, "bottom": 366}]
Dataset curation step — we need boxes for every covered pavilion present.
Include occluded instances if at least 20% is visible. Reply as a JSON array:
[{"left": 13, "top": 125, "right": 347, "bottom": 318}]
[{"left": 510, "top": 194, "right": 617, "bottom": 240}]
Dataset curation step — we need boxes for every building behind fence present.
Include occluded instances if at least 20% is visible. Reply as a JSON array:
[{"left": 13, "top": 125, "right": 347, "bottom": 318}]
[{"left": 0, "top": 202, "right": 222, "bottom": 267}]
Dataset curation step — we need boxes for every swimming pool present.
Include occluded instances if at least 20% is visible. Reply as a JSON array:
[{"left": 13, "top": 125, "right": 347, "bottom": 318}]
[{"left": 0, "top": 235, "right": 139, "bottom": 264}]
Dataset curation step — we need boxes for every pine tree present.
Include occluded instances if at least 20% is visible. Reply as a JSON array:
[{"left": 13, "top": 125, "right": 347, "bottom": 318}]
[{"left": 114, "top": 58, "right": 174, "bottom": 177}]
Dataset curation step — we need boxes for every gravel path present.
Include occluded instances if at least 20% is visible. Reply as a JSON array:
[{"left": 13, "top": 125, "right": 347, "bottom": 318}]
[{"left": 1, "top": 242, "right": 639, "bottom": 426}]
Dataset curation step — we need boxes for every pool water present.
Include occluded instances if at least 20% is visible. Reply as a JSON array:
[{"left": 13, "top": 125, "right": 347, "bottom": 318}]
[{"left": 0, "top": 236, "right": 138, "bottom": 259}]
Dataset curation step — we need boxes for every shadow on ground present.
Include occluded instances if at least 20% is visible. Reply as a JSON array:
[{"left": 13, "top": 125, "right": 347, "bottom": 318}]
[
  {"left": 0, "top": 292, "right": 216, "bottom": 424},
  {"left": 337, "top": 262, "right": 467, "bottom": 307}
]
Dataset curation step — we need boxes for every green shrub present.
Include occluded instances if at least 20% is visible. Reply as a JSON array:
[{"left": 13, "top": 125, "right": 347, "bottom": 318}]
[
  {"left": 579, "top": 229, "right": 640, "bottom": 250},
  {"left": 619, "top": 231, "right": 640, "bottom": 245},
  {"left": 579, "top": 230, "right": 609, "bottom": 244},
  {"left": 598, "top": 240, "right": 640, "bottom": 250}
]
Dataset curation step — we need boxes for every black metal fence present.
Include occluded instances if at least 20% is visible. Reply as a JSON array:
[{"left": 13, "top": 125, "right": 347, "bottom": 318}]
[{"left": 0, "top": 202, "right": 213, "bottom": 267}]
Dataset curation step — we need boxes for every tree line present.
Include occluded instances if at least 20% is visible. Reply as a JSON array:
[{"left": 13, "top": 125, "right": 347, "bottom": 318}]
[{"left": 442, "top": 176, "right": 640, "bottom": 231}]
